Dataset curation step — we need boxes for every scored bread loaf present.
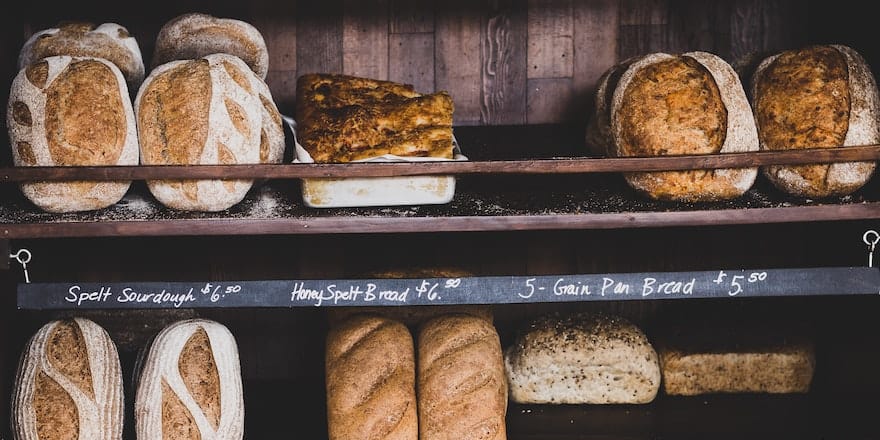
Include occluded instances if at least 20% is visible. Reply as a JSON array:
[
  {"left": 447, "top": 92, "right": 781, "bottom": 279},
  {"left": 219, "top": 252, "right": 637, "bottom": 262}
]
[
  {"left": 135, "top": 319, "right": 244, "bottom": 440},
  {"left": 504, "top": 312, "right": 660, "bottom": 404},
  {"left": 586, "top": 51, "right": 759, "bottom": 202},
  {"left": 418, "top": 314, "right": 507, "bottom": 440},
  {"left": 7, "top": 56, "right": 139, "bottom": 213},
  {"left": 135, "top": 53, "right": 282, "bottom": 211},
  {"left": 19, "top": 22, "right": 144, "bottom": 88},
  {"left": 13, "top": 318, "right": 123, "bottom": 440},
  {"left": 325, "top": 314, "right": 418, "bottom": 440},
  {"left": 751, "top": 44, "right": 879, "bottom": 198},
  {"left": 153, "top": 13, "right": 269, "bottom": 79}
]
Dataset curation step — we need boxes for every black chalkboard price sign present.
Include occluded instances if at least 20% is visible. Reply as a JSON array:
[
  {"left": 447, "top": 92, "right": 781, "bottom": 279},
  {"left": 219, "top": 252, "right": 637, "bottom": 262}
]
[{"left": 16, "top": 267, "right": 880, "bottom": 310}]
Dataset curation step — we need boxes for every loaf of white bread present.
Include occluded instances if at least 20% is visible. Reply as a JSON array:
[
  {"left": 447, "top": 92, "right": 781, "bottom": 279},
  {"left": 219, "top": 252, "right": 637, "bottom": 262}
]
[
  {"left": 135, "top": 53, "right": 284, "bottom": 211},
  {"left": 7, "top": 56, "right": 139, "bottom": 213},
  {"left": 751, "top": 44, "right": 879, "bottom": 198},
  {"left": 325, "top": 314, "right": 418, "bottom": 440},
  {"left": 418, "top": 314, "right": 507, "bottom": 440},
  {"left": 153, "top": 13, "right": 269, "bottom": 79},
  {"left": 504, "top": 312, "right": 660, "bottom": 404},
  {"left": 19, "top": 22, "right": 144, "bottom": 89},
  {"left": 586, "top": 51, "right": 759, "bottom": 202},
  {"left": 13, "top": 318, "right": 123, "bottom": 440},
  {"left": 135, "top": 319, "right": 244, "bottom": 440}
]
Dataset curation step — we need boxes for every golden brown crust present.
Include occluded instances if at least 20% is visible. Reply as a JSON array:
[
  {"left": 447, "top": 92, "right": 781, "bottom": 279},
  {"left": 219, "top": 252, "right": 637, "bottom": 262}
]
[
  {"left": 178, "top": 328, "right": 221, "bottom": 430},
  {"left": 295, "top": 73, "right": 454, "bottom": 163},
  {"left": 26, "top": 61, "right": 49, "bottom": 88},
  {"left": 46, "top": 320, "right": 94, "bottom": 400},
  {"left": 34, "top": 371, "right": 79, "bottom": 440},
  {"left": 161, "top": 380, "right": 200, "bottom": 440}
]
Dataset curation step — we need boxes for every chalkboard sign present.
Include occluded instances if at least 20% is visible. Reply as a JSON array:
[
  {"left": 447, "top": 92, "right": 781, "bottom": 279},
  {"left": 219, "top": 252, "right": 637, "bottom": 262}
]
[{"left": 16, "top": 267, "right": 880, "bottom": 310}]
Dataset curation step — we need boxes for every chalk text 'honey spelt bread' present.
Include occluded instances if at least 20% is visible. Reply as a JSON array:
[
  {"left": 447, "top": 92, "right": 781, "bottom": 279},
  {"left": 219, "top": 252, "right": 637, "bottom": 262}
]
[
  {"left": 586, "top": 51, "right": 759, "bottom": 201},
  {"left": 295, "top": 73, "right": 454, "bottom": 163},
  {"left": 135, "top": 53, "right": 284, "bottom": 211},
  {"left": 751, "top": 44, "right": 879, "bottom": 198},
  {"left": 135, "top": 319, "right": 244, "bottom": 440},
  {"left": 418, "top": 314, "right": 507, "bottom": 440},
  {"left": 325, "top": 314, "right": 418, "bottom": 440},
  {"left": 13, "top": 318, "right": 123, "bottom": 440},
  {"left": 504, "top": 312, "right": 660, "bottom": 404},
  {"left": 153, "top": 13, "right": 269, "bottom": 79},
  {"left": 7, "top": 56, "right": 139, "bottom": 213},
  {"left": 19, "top": 22, "right": 145, "bottom": 88}
]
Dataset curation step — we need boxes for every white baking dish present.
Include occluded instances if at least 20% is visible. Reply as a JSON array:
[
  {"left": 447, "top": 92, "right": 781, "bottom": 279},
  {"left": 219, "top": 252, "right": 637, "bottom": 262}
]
[{"left": 284, "top": 116, "right": 467, "bottom": 208}]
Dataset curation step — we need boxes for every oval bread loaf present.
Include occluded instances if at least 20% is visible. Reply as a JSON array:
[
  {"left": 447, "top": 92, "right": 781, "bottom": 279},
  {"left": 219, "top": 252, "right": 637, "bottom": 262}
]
[
  {"left": 13, "top": 318, "right": 123, "bottom": 440},
  {"left": 153, "top": 13, "right": 269, "bottom": 79},
  {"left": 325, "top": 314, "right": 418, "bottom": 440},
  {"left": 7, "top": 56, "right": 139, "bottom": 213},
  {"left": 751, "top": 44, "right": 879, "bottom": 198},
  {"left": 136, "top": 53, "right": 278, "bottom": 211},
  {"left": 135, "top": 319, "right": 244, "bottom": 440},
  {"left": 418, "top": 314, "right": 507, "bottom": 440},
  {"left": 587, "top": 51, "right": 759, "bottom": 202},
  {"left": 19, "top": 22, "right": 145, "bottom": 89},
  {"left": 504, "top": 312, "right": 660, "bottom": 404}
]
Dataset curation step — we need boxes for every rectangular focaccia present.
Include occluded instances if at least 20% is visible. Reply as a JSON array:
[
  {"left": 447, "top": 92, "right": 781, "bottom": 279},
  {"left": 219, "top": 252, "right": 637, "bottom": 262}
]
[{"left": 294, "top": 73, "right": 454, "bottom": 163}]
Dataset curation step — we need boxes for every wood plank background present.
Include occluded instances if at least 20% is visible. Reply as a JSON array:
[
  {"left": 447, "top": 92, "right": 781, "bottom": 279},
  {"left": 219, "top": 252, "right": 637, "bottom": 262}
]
[{"left": 3, "top": 0, "right": 818, "bottom": 127}]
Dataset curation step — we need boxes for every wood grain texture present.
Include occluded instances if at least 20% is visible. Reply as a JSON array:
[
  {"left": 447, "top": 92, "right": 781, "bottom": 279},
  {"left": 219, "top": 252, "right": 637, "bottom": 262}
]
[
  {"left": 481, "top": 0, "right": 528, "bottom": 124},
  {"left": 250, "top": 0, "right": 297, "bottom": 72},
  {"left": 389, "top": 32, "right": 435, "bottom": 93},
  {"left": 527, "top": 0, "right": 573, "bottom": 79},
  {"left": 390, "top": 0, "right": 435, "bottom": 33},
  {"left": 573, "top": 0, "right": 619, "bottom": 119},
  {"left": 436, "top": 1, "right": 482, "bottom": 125},
  {"left": 343, "top": 0, "right": 389, "bottom": 80},
  {"left": 265, "top": 70, "right": 297, "bottom": 114},
  {"left": 527, "top": 78, "right": 574, "bottom": 123},
  {"left": 296, "top": 0, "right": 343, "bottom": 75}
]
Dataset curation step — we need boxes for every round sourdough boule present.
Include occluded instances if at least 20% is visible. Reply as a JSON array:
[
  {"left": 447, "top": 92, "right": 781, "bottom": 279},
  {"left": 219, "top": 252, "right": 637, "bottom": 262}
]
[
  {"left": 153, "top": 13, "right": 269, "bottom": 79},
  {"left": 589, "top": 51, "right": 759, "bottom": 202},
  {"left": 135, "top": 319, "right": 244, "bottom": 440},
  {"left": 7, "top": 56, "right": 139, "bottom": 213},
  {"left": 13, "top": 318, "right": 123, "bottom": 440},
  {"left": 504, "top": 312, "right": 660, "bottom": 404},
  {"left": 751, "top": 44, "right": 879, "bottom": 198},
  {"left": 19, "top": 22, "right": 145, "bottom": 89},
  {"left": 135, "top": 54, "right": 264, "bottom": 212}
]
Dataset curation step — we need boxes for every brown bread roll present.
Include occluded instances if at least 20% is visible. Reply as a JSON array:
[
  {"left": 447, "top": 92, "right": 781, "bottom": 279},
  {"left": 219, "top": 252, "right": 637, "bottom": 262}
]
[
  {"left": 135, "top": 319, "right": 244, "bottom": 440},
  {"left": 13, "top": 318, "right": 123, "bottom": 440},
  {"left": 751, "top": 44, "right": 879, "bottom": 198},
  {"left": 325, "top": 314, "right": 417, "bottom": 440},
  {"left": 19, "top": 22, "right": 145, "bottom": 89},
  {"left": 586, "top": 51, "right": 759, "bottom": 202},
  {"left": 153, "top": 13, "right": 269, "bottom": 79},
  {"left": 504, "top": 312, "right": 660, "bottom": 404},
  {"left": 7, "top": 56, "right": 139, "bottom": 213},
  {"left": 135, "top": 53, "right": 277, "bottom": 211},
  {"left": 418, "top": 314, "right": 507, "bottom": 440}
]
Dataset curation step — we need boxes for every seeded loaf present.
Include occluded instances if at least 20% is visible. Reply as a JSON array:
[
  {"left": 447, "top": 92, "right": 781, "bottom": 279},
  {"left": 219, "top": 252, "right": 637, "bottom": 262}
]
[
  {"left": 136, "top": 53, "right": 270, "bottom": 211},
  {"left": 504, "top": 312, "right": 660, "bottom": 404},
  {"left": 13, "top": 318, "right": 123, "bottom": 440},
  {"left": 325, "top": 314, "right": 418, "bottom": 440},
  {"left": 751, "top": 44, "right": 879, "bottom": 198},
  {"left": 153, "top": 13, "right": 269, "bottom": 79},
  {"left": 587, "top": 51, "right": 759, "bottom": 202},
  {"left": 418, "top": 314, "right": 507, "bottom": 440},
  {"left": 135, "top": 319, "right": 244, "bottom": 440},
  {"left": 19, "top": 22, "right": 144, "bottom": 89},
  {"left": 7, "top": 56, "right": 139, "bottom": 213}
]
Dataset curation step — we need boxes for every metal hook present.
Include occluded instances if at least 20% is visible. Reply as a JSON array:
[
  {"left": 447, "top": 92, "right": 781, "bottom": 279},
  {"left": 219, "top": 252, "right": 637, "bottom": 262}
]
[
  {"left": 864, "top": 230, "right": 879, "bottom": 268},
  {"left": 9, "top": 248, "right": 31, "bottom": 283}
]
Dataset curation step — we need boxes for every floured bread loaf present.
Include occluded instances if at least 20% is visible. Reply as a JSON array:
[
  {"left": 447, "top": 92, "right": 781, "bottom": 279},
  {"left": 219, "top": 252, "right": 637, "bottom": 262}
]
[
  {"left": 751, "top": 44, "right": 879, "bottom": 198},
  {"left": 135, "top": 319, "right": 244, "bottom": 440},
  {"left": 135, "top": 53, "right": 283, "bottom": 211},
  {"left": 504, "top": 312, "right": 660, "bottom": 404},
  {"left": 325, "top": 314, "right": 417, "bottom": 440},
  {"left": 13, "top": 318, "right": 123, "bottom": 440},
  {"left": 658, "top": 322, "right": 815, "bottom": 395},
  {"left": 586, "top": 51, "right": 759, "bottom": 201},
  {"left": 153, "top": 13, "right": 269, "bottom": 79},
  {"left": 418, "top": 314, "right": 507, "bottom": 440},
  {"left": 7, "top": 56, "right": 139, "bottom": 213},
  {"left": 19, "top": 22, "right": 145, "bottom": 88}
]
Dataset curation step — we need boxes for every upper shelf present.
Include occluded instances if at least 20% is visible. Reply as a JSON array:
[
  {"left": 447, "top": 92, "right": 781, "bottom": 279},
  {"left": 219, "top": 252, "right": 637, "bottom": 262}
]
[{"left": 0, "top": 125, "right": 878, "bottom": 239}]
